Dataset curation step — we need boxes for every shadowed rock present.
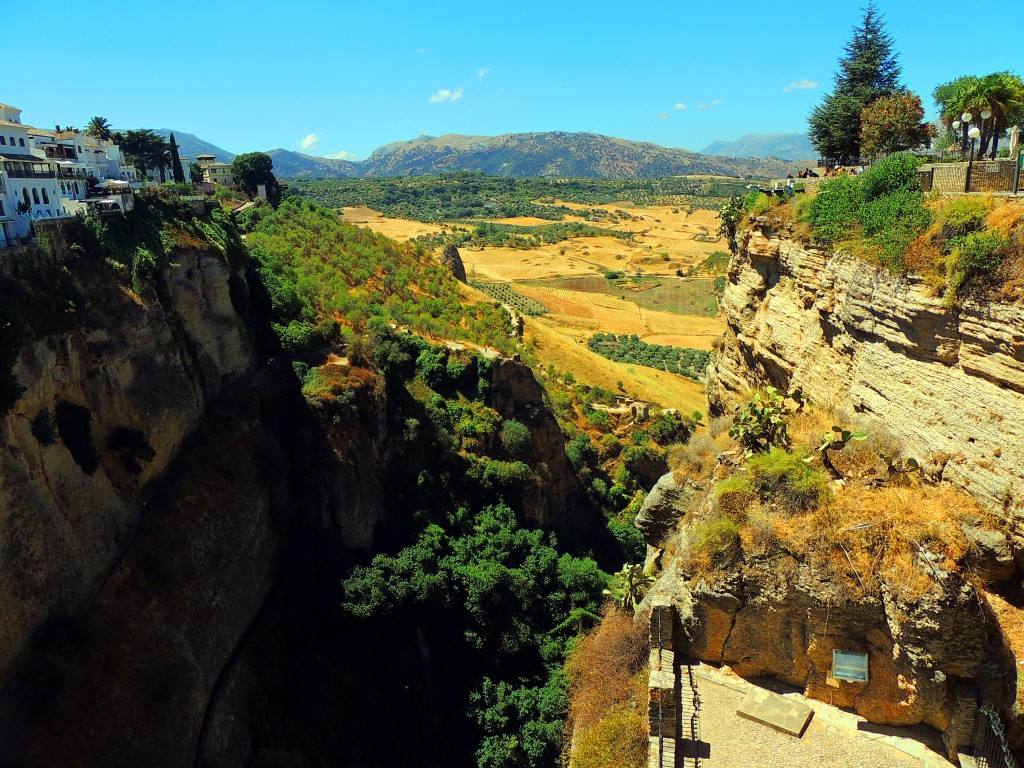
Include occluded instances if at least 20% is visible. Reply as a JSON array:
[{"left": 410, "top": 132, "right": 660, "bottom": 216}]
[{"left": 441, "top": 244, "right": 467, "bottom": 283}]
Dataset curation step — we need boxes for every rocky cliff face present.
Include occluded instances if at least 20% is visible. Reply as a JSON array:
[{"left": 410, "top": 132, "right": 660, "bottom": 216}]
[
  {"left": 0, "top": 249, "right": 256, "bottom": 688},
  {"left": 707, "top": 222, "right": 1024, "bottom": 523}
]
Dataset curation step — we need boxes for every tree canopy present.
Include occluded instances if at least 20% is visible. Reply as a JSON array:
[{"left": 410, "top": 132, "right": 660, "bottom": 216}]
[
  {"left": 808, "top": 3, "right": 902, "bottom": 164},
  {"left": 859, "top": 91, "right": 934, "bottom": 159},
  {"left": 933, "top": 71, "right": 1024, "bottom": 158},
  {"left": 116, "top": 129, "right": 169, "bottom": 179},
  {"left": 231, "top": 151, "right": 282, "bottom": 205}
]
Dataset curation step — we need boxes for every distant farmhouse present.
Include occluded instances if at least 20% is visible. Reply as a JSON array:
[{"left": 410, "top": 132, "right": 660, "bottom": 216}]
[{"left": 0, "top": 102, "right": 194, "bottom": 249}]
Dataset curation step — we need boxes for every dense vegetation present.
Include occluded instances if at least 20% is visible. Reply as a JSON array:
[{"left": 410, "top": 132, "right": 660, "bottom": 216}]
[
  {"left": 289, "top": 173, "right": 749, "bottom": 219},
  {"left": 244, "top": 198, "right": 515, "bottom": 355},
  {"left": 588, "top": 333, "right": 711, "bottom": 380},
  {"left": 413, "top": 220, "right": 631, "bottom": 251}
]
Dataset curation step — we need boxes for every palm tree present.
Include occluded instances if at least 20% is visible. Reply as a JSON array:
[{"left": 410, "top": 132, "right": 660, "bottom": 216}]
[
  {"left": 933, "top": 72, "right": 1024, "bottom": 158},
  {"left": 975, "top": 72, "right": 1024, "bottom": 158},
  {"left": 85, "top": 116, "right": 112, "bottom": 142}
]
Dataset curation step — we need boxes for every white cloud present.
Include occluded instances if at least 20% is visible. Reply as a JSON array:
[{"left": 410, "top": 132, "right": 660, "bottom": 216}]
[
  {"left": 783, "top": 79, "right": 818, "bottom": 93},
  {"left": 674, "top": 102, "right": 687, "bottom": 110},
  {"left": 299, "top": 133, "right": 319, "bottom": 152},
  {"left": 324, "top": 150, "right": 354, "bottom": 160},
  {"left": 712, "top": 98, "right": 722, "bottom": 106},
  {"left": 696, "top": 103, "right": 708, "bottom": 111},
  {"left": 429, "top": 87, "right": 464, "bottom": 104},
  {"left": 416, "top": 48, "right": 430, "bottom": 54},
  {"left": 477, "top": 67, "right": 491, "bottom": 80},
  {"left": 657, "top": 112, "right": 671, "bottom": 120},
  {"left": 696, "top": 100, "right": 722, "bottom": 111}
]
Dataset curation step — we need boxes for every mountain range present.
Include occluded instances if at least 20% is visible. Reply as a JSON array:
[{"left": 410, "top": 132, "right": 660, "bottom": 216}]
[
  {"left": 140, "top": 129, "right": 813, "bottom": 179},
  {"left": 700, "top": 133, "right": 815, "bottom": 162},
  {"left": 265, "top": 132, "right": 809, "bottom": 179}
]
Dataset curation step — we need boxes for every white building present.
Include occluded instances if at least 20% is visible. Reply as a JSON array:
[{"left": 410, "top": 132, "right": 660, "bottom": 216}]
[
  {"left": 195, "top": 153, "right": 233, "bottom": 187},
  {"left": 0, "top": 102, "right": 141, "bottom": 249}
]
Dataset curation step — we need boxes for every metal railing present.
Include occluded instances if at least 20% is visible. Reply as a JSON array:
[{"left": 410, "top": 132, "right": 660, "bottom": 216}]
[
  {"left": 972, "top": 703, "right": 1018, "bottom": 768},
  {"left": 4, "top": 168, "right": 55, "bottom": 179}
]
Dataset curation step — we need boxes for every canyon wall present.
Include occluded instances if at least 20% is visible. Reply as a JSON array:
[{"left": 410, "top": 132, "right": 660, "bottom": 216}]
[{"left": 707, "top": 221, "right": 1024, "bottom": 525}]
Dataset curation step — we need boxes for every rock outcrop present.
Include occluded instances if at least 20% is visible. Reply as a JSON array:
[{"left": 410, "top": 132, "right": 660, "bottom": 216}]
[
  {"left": 440, "top": 243, "right": 467, "bottom": 283},
  {"left": 707, "top": 222, "right": 1024, "bottom": 521},
  {"left": 652, "top": 557, "right": 1015, "bottom": 733},
  {"left": 0, "top": 250, "right": 256, "bottom": 687},
  {"left": 635, "top": 472, "right": 696, "bottom": 547}
]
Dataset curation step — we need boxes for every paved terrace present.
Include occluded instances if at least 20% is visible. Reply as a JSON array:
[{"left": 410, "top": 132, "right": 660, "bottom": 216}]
[{"left": 694, "top": 663, "right": 953, "bottom": 768}]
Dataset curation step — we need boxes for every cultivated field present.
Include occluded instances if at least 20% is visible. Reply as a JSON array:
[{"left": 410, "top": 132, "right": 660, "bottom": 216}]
[{"left": 347, "top": 201, "right": 728, "bottom": 409}]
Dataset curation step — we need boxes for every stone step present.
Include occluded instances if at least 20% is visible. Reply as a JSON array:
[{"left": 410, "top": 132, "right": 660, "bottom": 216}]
[{"left": 736, "top": 687, "right": 814, "bottom": 737}]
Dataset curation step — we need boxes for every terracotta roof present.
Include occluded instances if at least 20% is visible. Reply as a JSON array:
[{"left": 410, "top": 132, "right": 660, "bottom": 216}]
[{"left": 53, "top": 131, "right": 77, "bottom": 140}]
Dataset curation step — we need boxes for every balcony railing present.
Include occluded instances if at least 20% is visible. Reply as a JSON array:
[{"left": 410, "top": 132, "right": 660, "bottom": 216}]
[{"left": 5, "top": 168, "right": 55, "bottom": 179}]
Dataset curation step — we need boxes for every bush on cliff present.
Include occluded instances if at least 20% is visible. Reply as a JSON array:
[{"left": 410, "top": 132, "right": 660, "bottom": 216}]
[{"left": 804, "top": 152, "right": 930, "bottom": 270}]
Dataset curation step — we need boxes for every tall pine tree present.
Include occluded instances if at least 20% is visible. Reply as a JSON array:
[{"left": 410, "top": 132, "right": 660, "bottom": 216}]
[
  {"left": 169, "top": 133, "right": 186, "bottom": 184},
  {"left": 808, "top": 3, "right": 901, "bottom": 164}
]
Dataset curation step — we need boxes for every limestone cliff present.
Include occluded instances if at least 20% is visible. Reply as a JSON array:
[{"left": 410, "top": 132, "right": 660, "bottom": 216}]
[
  {"left": 707, "top": 221, "right": 1024, "bottom": 522},
  {"left": 0, "top": 247, "right": 256, "bottom": 690}
]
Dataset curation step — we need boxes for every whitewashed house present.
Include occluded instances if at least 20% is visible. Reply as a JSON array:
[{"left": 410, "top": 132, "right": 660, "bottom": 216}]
[{"left": 0, "top": 102, "right": 141, "bottom": 248}]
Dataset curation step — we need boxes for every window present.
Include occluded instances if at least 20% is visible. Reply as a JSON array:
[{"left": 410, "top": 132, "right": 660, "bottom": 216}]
[
  {"left": 0, "top": 201, "right": 4, "bottom": 215},
  {"left": 32, "top": 188, "right": 39, "bottom": 204},
  {"left": 22, "top": 189, "right": 29, "bottom": 205},
  {"left": 60, "top": 182, "right": 66, "bottom": 193},
  {"left": 41, "top": 189, "right": 49, "bottom": 204},
  {"left": 18, "top": 138, "right": 25, "bottom": 147},
  {"left": 0, "top": 136, "right": 5, "bottom": 145}
]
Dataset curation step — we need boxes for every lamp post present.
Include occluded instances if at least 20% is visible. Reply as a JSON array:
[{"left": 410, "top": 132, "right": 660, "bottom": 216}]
[
  {"left": 965, "top": 126, "right": 982, "bottom": 193},
  {"left": 960, "top": 112, "right": 973, "bottom": 156},
  {"left": 979, "top": 107, "right": 992, "bottom": 157}
]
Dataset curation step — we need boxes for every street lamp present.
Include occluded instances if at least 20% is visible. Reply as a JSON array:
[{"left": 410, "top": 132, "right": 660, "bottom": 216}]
[
  {"left": 965, "top": 125, "right": 982, "bottom": 192},
  {"left": 960, "top": 112, "right": 973, "bottom": 155},
  {"left": 980, "top": 108, "right": 992, "bottom": 158}
]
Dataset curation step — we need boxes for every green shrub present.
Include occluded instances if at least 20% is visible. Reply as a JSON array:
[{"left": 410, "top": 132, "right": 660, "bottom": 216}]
[
  {"left": 946, "top": 230, "right": 1009, "bottom": 300},
  {"left": 691, "top": 516, "right": 740, "bottom": 568},
  {"left": 860, "top": 189, "right": 932, "bottom": 271},
  {"left": 805, "top": 175, "right": 862, "bottom": 243},
  {"left": 728, "top": 387, "right": 791, "bottom": 455},
  {"left": 566, "top": 433, "right": 599, "bottom": 471},
  {"left": 859, "top": 153, "right": 923, "bottom": 200},
  {"left": 748, "top": 194, "right": 775, "bottom": 217},
  {"left": 746, "top": 448, "right": 830, "bottom": 513},
  {"left": 482, "top": 459, "right": 534, "bottom": 488},
  {"left": 500, "top": 419, "right": 531, "bottom": 457},
  {"left": 940, "top": 197, "right": 990, "bottom": 237}
]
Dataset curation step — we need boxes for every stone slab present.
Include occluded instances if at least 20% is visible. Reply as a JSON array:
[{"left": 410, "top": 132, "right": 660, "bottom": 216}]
[{"left": 736, "top": 686, "right": 813, "bottom": 737}]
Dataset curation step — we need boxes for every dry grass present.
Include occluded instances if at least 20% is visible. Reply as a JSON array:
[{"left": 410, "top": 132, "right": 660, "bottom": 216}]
[
  {"left": 674, "top": 402, "right": 997, "bottom": 599},
  {"left": 565, "top": 604, "right": 649, "bottom": 768},
  {"left": 524, "top": 315, "right": 707, "bottom": 414}
]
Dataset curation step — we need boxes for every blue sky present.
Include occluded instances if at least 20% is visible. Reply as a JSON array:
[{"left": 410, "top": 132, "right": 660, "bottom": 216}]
[{"left": 5, "top": 1, "right": 1023, "bottom": 159}]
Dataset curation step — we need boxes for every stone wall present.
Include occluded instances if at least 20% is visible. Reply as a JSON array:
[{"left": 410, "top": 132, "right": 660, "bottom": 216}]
[{"left": 707, "top": 222, "right": 1024, "bottom": 522}]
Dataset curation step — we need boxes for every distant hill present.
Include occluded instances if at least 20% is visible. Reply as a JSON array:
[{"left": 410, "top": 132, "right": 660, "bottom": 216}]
[
  {"left": 700, "top": 133, "right": 815, "bottom": 162},
  {"left": 147, "top": 129, "right": 236, "bottom": 163},
  {"left": 268, "top": 132, "right": 806, "bottom": 179},
  {"left": 265, "top": 149, "right": 360, "bottom": 178}
]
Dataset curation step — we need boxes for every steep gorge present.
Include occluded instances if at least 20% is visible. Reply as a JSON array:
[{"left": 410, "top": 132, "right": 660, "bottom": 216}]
[{"left": 0, "top": 208, "right": 596, "bottom": 767}]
